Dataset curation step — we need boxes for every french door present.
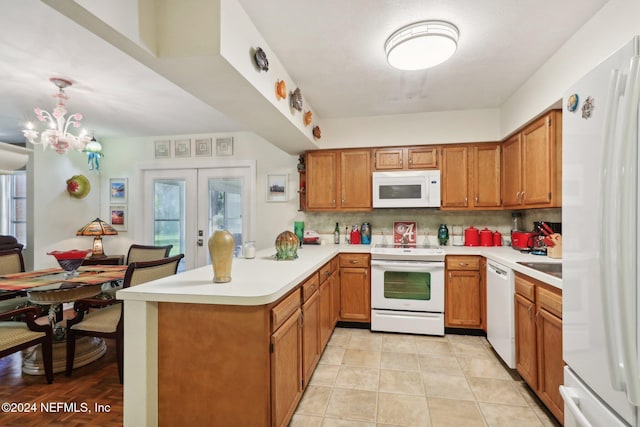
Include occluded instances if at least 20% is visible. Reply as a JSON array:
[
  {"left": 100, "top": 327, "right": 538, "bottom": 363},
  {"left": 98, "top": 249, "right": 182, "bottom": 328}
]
[{"left": 142, "top": 164, "right": 255, "bottom": 271}]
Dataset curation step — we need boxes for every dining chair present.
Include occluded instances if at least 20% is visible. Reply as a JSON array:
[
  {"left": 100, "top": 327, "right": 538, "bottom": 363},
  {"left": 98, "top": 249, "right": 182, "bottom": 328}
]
[
  {"left": 125, "top": 244, "right": 173, "bottom": 264},
  {"left": 65, "top": 254, "right": 184, "bottom": 383},
  {"left": 0, "top": 248, "right": 28, "bottom": 314},
  {"left": 0, "top": 306, "right": 54, "bottom": 383}
]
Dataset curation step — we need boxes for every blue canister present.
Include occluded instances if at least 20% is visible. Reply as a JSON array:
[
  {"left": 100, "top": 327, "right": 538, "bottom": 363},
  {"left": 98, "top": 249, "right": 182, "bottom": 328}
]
[{"left": 360, "top": 222, "right": 371, "bottom": 244}]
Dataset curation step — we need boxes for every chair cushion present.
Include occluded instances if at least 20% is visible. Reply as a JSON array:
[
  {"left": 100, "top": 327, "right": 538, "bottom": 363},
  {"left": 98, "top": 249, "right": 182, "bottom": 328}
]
[
  {"left": 70, "top": 304, "right": 121, "bottom": 334},
  {"left": 0, "top": 322, "right": 45, "bottom": 351}
]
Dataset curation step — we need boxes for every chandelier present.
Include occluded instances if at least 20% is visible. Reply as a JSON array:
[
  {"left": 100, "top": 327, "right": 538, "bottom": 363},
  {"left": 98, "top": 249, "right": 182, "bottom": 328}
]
[{"left": 23, "top": 78, "right": 91, "bottom": 154}]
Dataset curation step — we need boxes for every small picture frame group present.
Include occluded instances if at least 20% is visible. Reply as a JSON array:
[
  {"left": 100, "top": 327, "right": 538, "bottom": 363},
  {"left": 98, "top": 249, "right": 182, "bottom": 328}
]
[
  {"left": 266, "top": 173, "right": 288, "bottom": 202},
  {"left": 109, "top": 178, "right": 128, "bottom": 231}
]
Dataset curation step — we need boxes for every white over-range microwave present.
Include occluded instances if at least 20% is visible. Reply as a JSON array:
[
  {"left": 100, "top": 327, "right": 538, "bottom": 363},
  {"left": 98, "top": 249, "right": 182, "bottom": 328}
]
[{"left": 372, "top": 170, "right": 441, "bottom": 208}]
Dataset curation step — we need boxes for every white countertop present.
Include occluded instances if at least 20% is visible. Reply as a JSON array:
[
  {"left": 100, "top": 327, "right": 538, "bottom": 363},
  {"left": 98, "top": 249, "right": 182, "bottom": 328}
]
[{"left": 117, "top": 244, "right": 561, "bottom": 306}]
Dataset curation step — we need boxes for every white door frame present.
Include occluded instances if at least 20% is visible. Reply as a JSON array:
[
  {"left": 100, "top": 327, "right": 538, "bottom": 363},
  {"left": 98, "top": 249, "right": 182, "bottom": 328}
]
[{"left": 135, "top": 160, "right": 256, "bottom": 270}]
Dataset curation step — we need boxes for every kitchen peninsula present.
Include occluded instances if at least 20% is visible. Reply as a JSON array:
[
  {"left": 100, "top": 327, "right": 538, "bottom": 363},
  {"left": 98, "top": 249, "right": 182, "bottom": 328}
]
[{"left": 117, "top": 243, "right": 560, "bottom": 426}]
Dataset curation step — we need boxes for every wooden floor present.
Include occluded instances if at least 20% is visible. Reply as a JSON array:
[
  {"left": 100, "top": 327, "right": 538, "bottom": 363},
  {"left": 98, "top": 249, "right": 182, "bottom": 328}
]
[{"left": 0, "top": 339, "right": 123, "bottom": 426}]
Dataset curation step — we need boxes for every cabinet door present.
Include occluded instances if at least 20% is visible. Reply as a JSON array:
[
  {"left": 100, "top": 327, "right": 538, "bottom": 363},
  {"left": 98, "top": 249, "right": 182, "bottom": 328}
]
[
  {"left": 339, "top": 267, "right": 370, "bottom": 322},
  {"left": 502, "top": 134, "right": 522, "bottom": 207},
  {"left": 522, "top": 115, "right": 553, "bottom": 205},
  {"left": 307, "top": 151, "right": 338, "bottom": 210},
  {"left": 408, "top": 147, "right": 439, "bottom": 169},
  {"left": 302, "top": 292, "right": 320, "bottom": 386},
  {"left": 445, "top": 270, "right": 482, "bottom": 328},
  {"left": 537, "top": 307, "right": 564, "bottom": 423},
  {"left": 374, "top": 148, "right": 404, "bottom": 170},
  {"left": 331, "top": 270, "right": 340, "bottom": 327},
  {"left": 441, "top": 146, "right": 469, "bottom": 208},
  {"left": 271, "top": 310, "right": 302, "bottom": 427},
  {"left": 472, "top": 143, "right": 501, "bottom": 208},
  {"left": 340, "top": 150, "right": 372, "bottom": 209},
  {"left": 515, "top": 294, "right": 538, "bottom": 388},
  {"left": 319, "top": 277, "right": 332, "bottom": 349}
]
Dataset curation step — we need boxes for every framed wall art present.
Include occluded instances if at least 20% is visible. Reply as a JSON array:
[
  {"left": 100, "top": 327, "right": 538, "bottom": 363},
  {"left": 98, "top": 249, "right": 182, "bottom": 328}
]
[
  {"left": 110, "top": 205, "right": 127, "bottom": 231},
  {"left": 174, "top": 139, "right": 191, "bottom": 158},
  {"left": 216, "top": 137, "right": 234, "bottom": 156},
  {"left": 266, "top": 173, "right": 288, "bottom": 202},
  {"left": 195, "top": 138, "right": 212, "bottom": 157},
  {"left": 154, "top": 140, "right": 171, "bottom": 158},
  {"left": 109, "top": 178, "right": 127, "bottom": 203}
]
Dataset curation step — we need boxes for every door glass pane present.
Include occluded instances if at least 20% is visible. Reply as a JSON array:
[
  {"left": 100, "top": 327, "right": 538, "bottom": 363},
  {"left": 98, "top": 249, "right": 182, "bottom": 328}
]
[
  {"left": 208, "top": 178, "right": 243, "bottom": 257},
  {"left": 154, "top": 179, "right": 185, "bottom": 270},
  {"left": 383, "top": 271, "right": 431, "bottom": 300}
]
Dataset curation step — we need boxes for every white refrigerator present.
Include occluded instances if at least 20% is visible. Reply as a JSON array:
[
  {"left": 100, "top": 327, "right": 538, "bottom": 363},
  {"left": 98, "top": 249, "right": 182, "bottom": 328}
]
[{"left": 562, "top": 36, "right": 640, "bottom": 426}]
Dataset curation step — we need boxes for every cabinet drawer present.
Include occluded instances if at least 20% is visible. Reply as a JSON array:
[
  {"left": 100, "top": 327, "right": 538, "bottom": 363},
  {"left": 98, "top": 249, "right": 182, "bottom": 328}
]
[
  {"left": 515, "top": 275, "right": 535, "bottom": 301},
  {"left": 272, "top": 289, "right": 301, "bottom": 332},
  {"left": 339, "top": 253, "right": 370, "bottom": 267},
  {"left": 301, "top": 273, "right": 319, "bottom": 302},
  {"left": 319, "top": 262, "right": 332, "bottom": 283},
  {"left": 445, "top": 255, "right": 480, "bottom": 270},
  {"left": 536, "top": 286, "right": 562, "bottom": 318}
]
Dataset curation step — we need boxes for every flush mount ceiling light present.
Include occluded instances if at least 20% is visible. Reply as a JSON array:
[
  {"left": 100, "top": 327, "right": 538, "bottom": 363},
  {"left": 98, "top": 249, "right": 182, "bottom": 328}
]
[
  {"left": 385, "top": 20, "right": 459, "bottom": 71},
  {"left": 23, "top": 77, "right": 91, "bottom": 154}
]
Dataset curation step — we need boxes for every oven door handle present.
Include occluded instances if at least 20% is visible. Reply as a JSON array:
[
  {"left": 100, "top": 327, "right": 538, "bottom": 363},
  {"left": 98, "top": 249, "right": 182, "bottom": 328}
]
[{"left": 371, "top": 259, "right": 444, "bottom": 272}]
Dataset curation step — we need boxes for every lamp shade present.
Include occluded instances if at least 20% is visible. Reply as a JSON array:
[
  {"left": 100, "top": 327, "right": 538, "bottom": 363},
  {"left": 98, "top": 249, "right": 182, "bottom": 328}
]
[
  {"left": 76, "top": 218, "right": 117, "bottom": 258},
  {"left": 385, "top": 20, "right": 459, "bottom": 71},
  {"left": 76, "top": 218, "right": 118, "bottom": 236}
]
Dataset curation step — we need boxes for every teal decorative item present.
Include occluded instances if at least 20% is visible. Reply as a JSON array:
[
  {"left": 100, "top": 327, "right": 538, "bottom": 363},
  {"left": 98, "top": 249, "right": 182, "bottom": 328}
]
[
  {"left": 438, "top": 224, "right": 449, "bottom": 246},
  {"left": 275, "top": 230, "right": 299, "bottom": 260},
  {"left": 360, "top": 223, "right": 371, "bottom": 244}
]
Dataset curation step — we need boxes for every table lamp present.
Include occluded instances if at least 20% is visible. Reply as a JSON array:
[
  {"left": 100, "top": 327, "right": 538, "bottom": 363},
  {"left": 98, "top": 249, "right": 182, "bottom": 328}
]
[{"left": 76, "top": 218, "right": 118, "bottom": 258}]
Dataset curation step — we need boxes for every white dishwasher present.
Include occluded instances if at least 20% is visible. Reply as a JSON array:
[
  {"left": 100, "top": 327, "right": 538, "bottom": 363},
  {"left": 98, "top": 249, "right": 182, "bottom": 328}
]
[{"left": 486, "top": 260, "right": 515, "bottom": 369}]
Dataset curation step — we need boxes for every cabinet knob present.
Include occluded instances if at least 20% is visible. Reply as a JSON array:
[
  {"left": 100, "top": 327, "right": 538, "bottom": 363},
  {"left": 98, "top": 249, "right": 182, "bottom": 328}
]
[
  {"left": 349, "top": 260, "right": 358, "bottom": 264},
  {"left": 459, "top": 262, "right": 468, "bottom": 266}
]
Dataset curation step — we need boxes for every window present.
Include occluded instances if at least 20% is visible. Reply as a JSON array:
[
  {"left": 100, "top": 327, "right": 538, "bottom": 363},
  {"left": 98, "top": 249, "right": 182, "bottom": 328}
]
[{"left": 1, "top": 172, "right": 27, "bottom": 246}]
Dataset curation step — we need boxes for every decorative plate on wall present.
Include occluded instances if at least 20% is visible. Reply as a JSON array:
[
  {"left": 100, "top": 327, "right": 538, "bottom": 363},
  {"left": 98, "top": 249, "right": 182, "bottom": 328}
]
[
  {"left": 290, "top": 88, "right": 303, "bottom": 112},
  {"left": 312, "top": 125, "right": 321, "bottom": 139},
  {"left": 303, "top": 110, "right": 312, "bottom": 126},
  {"left": 254, "top": 47, "right": 269, "bottom": 71},
  {"left": 276, "top": 80, "right": 287, "bottom": 100}
]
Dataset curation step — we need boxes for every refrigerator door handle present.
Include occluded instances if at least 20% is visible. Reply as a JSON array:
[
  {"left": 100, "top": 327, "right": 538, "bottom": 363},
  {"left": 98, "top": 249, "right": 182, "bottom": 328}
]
[
  {"left": 599, "top": 67, "right": 626, "bottom": 390},
  {"left": 559, "top": 386, "right": 594, "bottom": 427},
  {"left": 616, "top": 54, "right": 640, "bottom": 404}
]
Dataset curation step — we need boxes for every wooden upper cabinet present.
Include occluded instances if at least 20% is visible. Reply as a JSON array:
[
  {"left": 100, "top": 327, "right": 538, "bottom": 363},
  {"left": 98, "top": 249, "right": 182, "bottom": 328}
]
[
  {"left": 407, "top": 147, "right": 438, "bottom": 169},
  {"left": 373, "top": 146, "right": 439, "bottom": 171},
  {"left": 502, "top": 110, "right": 562, "bottom": 208},
  {"left": 340, "top": 150, "right": 372, "bottom": 209},
  {"left": 473, "top": 143, "right": 502, "bottom": 208},
  {"left": 441, "top": 145, "right": 469, "bottom": 208},
  {"left": 306, "top": 149, "right": 371, "bottom": 211},
  {"left": 441, "top": 143, "right": 501, "bottom": 210},
  {"left": 306, "top": 151, "right": 338, "bottom": 210}
]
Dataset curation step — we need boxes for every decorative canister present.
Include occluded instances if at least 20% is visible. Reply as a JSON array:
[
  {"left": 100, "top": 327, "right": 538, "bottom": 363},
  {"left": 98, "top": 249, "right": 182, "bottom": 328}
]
[
  {"left": 479, "top": 228, "right": 494, "bottom": 246},
  {"left": 208, "top": 229, "right": 235, "bottom": 283},
  {"left": 437, "top": 224, "right": 449, "bottom": 246},
  {"left": 360, "top": 222, "right": 371, "bottom": 245},
  {"left": 275, "top": 230, "right": 299, "bottom": 260}
]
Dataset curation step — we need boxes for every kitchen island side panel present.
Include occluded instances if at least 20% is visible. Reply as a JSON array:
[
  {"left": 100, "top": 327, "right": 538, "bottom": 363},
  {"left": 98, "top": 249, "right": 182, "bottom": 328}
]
[{"left": 157, "top": 302, "right": 272, "bottom": 427}]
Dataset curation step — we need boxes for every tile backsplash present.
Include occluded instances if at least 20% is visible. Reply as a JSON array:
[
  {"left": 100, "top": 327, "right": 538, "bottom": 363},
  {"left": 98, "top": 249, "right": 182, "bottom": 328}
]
[{"left": 300, "top": 208, "right": 561, "bottom": 243}]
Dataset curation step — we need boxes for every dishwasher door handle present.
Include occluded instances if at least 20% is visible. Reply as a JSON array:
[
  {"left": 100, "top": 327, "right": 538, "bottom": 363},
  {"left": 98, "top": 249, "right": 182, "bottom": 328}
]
[{"left": 488, "top": 265, "right": 508, "bottom": 277}]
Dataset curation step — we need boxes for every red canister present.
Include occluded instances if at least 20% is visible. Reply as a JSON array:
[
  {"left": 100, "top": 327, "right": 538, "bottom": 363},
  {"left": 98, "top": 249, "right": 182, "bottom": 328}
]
[
  {"left": 493, "top": 231, "right": 502, "bottom": 246},
  {"left": 480, "top": 228, "right": 494, "bottom": 246},
  {"left": 464, "top": 226, "right": 480, "bottom": 246}
]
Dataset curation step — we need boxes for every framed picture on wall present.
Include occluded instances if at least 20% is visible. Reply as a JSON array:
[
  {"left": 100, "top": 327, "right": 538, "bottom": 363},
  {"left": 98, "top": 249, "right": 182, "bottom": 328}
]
[
  {"left": 109, "top": 178, "right": 127, "bottom": 203},
  {"left": 110, "top": 205, "right": 127, "bottom": 231},
  {"left": 216, "top": 137, "right": 234, "bottom": 156},
  {"left": 154, "top": 140, "right": 171, "bottom": 158},
  {"left": 266, "top": 173, "right": 288, "bottom": 202},
  {"left": 174, "top": 139, "right": 191, "bottom": 158},
  {"left": 195, "top": 138, "right": 212, "bottom": 157}
]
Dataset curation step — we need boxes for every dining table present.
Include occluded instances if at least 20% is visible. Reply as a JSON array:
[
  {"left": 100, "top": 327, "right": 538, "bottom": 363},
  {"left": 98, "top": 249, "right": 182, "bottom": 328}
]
[{"left": 0, "top": 264, "right": 128, "bottom": 375}]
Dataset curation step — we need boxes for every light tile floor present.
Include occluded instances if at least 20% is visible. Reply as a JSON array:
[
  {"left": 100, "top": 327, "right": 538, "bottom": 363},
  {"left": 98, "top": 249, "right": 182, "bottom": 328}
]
[{"left": 289, "top": 327, "right": 561, "bottom": 427}]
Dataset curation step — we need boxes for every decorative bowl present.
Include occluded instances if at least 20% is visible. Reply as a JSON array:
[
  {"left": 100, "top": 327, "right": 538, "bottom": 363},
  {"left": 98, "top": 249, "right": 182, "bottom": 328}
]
[{"left": 48, "top": 249, "right": 92, "bottom": 278}]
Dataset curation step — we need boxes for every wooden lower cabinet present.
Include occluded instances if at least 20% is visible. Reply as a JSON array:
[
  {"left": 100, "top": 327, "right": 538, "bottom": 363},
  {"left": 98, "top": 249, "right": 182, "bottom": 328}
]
[
  {"left": 319, "top": 275, "right": 332, "bottom": 348},
  {"left": 301, "top": 290, "right": 320, "bottom": 385},
  {"left": 338, "top": 253, "right": 371, "bottom": 322},
  {"left": 444, "top": 256, "right": 485, "bottom": 329},
  {"left": 271, "top": 308, "right": 303, "bottom": 427},
  {"left": 514, "top": 273, "right": 564, "bottom": 424}
]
